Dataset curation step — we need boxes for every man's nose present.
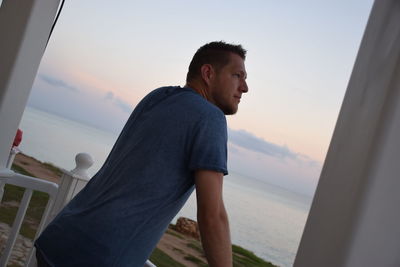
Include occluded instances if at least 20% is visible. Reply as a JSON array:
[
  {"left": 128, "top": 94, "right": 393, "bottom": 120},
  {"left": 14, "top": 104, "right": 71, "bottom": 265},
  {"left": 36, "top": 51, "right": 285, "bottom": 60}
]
[{"left": 241, "top": 80, "right": 249, "bottom": 93}]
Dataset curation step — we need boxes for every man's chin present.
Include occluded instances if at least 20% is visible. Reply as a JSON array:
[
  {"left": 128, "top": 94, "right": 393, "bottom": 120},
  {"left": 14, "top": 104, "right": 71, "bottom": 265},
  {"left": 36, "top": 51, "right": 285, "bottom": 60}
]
[
  {"left": 215, "top": 101, "right": 238, "bottom": 115},
  {"left": 223, "top": 107, "right": 238, "bottom": 115}
]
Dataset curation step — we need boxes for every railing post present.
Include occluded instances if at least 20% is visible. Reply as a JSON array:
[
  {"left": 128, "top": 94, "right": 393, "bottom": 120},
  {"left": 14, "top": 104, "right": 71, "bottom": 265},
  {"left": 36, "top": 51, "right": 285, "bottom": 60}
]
[
  {"left": 6, "top": 146, "right": 20, "bottom": 169},
  {"left": 1, "top": 137, "right": 21, "bottom": 200},
  {"left": 0, "top": 169, "right": 58, "bottom": 267},
  {"left": 50, "top": 153, "right": 93, "bottom": 219},
  {"left": 145, "top": 260, "right": 157, "bottom": 267},
  {"left": 0, "top": 189, "right": 33, "bottom": 266}
]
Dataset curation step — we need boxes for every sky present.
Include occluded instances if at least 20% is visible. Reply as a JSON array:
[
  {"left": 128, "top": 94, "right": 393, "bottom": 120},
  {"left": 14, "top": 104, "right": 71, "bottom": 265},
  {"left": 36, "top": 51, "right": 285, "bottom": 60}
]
[{"left": 25, "top": 0, "right": 373, "bottom": 196}]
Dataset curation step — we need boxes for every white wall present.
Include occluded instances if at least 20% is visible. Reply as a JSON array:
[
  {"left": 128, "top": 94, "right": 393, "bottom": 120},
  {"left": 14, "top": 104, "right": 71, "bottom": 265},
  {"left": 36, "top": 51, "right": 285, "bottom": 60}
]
[
  {"left": 295, "top": 1, "right": 400, "bottom": 266},
  {"left": 0, "top": 0, "right": 60, "bottom": 168},
  {"left": 345, "top": 56, "right": 400, "bottom": 267}
]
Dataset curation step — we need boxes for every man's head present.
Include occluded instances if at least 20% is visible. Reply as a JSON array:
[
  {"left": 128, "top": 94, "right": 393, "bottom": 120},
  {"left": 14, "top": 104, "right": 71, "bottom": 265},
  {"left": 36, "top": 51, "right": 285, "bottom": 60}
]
[
  {"left": 186, "top": 41, "right": 246, "bottom": 83},
  {"left": 186, "top": 41, "right": 248, "bottom": 115}
]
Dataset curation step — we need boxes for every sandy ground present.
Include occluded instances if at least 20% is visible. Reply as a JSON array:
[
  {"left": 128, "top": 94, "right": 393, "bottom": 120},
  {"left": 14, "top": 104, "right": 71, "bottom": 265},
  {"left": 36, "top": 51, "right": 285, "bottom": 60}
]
[
  {"left": 13, "top": 153, "right": 61, "bottom": 183},
  {"left": 157, "top": 229, "right": 207, "bottom": 266}
]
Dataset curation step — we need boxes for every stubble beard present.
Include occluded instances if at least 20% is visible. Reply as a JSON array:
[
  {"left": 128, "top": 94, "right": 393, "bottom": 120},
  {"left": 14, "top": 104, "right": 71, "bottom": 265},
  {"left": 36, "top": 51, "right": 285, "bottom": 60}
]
[
  {"left": 212, "top": 92, "right": 238, "bottom": 115},
  {"left": 219, "top": 101, "right": 238, "bottom": 115}
]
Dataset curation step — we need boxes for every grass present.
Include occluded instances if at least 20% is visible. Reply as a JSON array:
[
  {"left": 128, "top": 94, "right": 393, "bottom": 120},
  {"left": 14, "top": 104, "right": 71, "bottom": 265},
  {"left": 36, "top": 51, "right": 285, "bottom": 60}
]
[
  {"left": 13, "top": 154, "right": 63, "bottom": 178},
  {"left": 42, "top": 162, "right": 63, "bottom": 177},
  {"left": 11, "top": 164, "right": 35, "bottom": 177},
  {"left": 166, "top": 229, "right": 184, "bottom": 240},
  {"left": 149, "top": 247, "right": 185, "bottom": 267},
  {"left": 184, "top": 255, "right": 207, "bottom": 266},
  {"left": 232, "top": 244, "right": 277, "bottom": 267},
  {"left": 0, "top": 184, "right": 50, "bottom": 240},
  {"left": 0, "top": 205, "right": 19, "bottom": 226},
  {"left": 172, "top": 247, "right": 184, "bottom": 254},
  {"left": 186, "top": 241, "right": 204, "bottom": 254},
  {"left": 0, "top": 164, "right": 50, "bottom": 240},
  {"left": 182, "top": 238, "right": 277, "bottom": 267}
]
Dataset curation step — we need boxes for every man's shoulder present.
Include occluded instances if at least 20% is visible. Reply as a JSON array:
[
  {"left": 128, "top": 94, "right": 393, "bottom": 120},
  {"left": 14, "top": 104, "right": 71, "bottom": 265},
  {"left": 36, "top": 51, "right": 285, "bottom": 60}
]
[{"left": 146, "top": 86, "right": 224, "bottom": 117}]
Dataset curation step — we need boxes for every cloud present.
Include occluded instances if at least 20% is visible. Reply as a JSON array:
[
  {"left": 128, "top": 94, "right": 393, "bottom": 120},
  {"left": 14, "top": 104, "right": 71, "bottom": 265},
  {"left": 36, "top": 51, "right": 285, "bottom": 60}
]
[
  {"left": 227, "top": 142, "right": 321, "bottom": 196},
  {"left": 38, "top": 74, "right": 78, "bottom": 92},
  {"left": 103, "top": 91, "right": 132, "bottom": 113},
  {"left": 228, "top": 129, "right": 298, "bottom": 160},
  {"left": 114, "top": 98, "right": 133, "bottom": 113},
  {"left": 104, "top": 91, "right": 114, "bottom": 100}
]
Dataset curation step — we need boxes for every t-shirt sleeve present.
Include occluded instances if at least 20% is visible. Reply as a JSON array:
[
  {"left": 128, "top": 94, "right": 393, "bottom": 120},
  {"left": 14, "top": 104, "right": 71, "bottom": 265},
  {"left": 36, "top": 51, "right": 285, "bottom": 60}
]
[{"left": 188, "top": 111, "right": 228, "bottom": 175}]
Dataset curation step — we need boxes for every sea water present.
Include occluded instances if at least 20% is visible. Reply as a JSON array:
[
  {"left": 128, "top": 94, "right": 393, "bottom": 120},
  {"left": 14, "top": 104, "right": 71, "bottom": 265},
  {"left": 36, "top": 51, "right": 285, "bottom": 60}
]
[
  {"left": 17, "top": 106, "right": 312, "bottom": 267},
  {"left": 176, "top": 174, "right": 311, "bottom": 266},
  {"left": 18, "top": 107, "right": 116, "bottom": 176}
]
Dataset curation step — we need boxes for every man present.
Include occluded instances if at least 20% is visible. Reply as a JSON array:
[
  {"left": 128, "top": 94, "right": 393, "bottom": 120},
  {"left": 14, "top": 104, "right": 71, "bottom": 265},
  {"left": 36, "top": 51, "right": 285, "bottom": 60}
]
[{"left": 35, "top": 41, "right": 248, "bottom": 267}]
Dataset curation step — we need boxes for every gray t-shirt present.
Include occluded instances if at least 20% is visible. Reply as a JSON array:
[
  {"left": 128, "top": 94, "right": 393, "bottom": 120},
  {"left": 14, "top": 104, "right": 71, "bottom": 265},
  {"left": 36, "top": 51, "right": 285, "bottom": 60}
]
[{"left": 35, "top": 86, "right": 228, "bottom": 267}]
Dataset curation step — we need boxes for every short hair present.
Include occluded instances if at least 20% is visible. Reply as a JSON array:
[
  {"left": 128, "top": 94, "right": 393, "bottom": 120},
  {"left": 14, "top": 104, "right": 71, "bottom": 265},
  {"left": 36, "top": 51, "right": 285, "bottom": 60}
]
[{"left": 186, "top": 41, "right": 246, "bottom": 83}]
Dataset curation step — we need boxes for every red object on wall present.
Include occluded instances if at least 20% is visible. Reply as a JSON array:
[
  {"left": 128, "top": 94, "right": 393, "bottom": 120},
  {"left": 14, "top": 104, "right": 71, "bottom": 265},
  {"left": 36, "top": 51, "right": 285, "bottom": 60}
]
[{"left": 13, "top": 129, "right": 23, "bottom": 147}]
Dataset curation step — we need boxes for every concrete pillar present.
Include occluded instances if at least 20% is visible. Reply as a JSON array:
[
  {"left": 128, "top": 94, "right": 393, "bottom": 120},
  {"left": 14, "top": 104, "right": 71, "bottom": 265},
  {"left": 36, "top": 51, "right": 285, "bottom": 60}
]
[
  {"left": 0, "top": 0, "right": 60, "bottom": 169},
  {"left": 295, "top": 1, "right": 400, "bottom": 266}
]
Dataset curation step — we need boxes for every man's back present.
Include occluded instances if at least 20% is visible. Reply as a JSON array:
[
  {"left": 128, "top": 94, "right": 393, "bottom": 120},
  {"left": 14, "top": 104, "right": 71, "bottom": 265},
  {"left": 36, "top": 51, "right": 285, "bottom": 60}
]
[{"left": 35, "top": 86, "right": 228, "bottom": 267}]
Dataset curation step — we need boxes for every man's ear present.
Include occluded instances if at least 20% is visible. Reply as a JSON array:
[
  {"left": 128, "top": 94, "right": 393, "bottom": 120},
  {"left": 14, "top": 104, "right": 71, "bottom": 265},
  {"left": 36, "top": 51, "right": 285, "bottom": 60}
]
[{"left": 200, "top": 64, "right": 215, "bottom": 86}]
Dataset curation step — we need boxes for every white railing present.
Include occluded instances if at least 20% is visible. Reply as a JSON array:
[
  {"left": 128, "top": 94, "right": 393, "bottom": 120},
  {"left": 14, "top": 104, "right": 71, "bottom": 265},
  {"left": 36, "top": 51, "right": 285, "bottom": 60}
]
[
  {"left": 145, "top": 260, "right": 157, "bottom": 267},
  {"left": 0, "top": 152, "right": 157, "bottom": 267},
  {"left": 0, "top": 152, "right": 94, "bottom": 267},
  {"left": 0, "top": 168, "right": 58, "bottom": 267}
]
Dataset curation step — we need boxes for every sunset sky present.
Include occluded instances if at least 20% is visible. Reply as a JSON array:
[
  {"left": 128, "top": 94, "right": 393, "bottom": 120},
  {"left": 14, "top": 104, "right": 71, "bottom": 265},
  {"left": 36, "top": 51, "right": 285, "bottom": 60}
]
[{"left": 26, "top": 0, "right": 373, "bottom": 195}]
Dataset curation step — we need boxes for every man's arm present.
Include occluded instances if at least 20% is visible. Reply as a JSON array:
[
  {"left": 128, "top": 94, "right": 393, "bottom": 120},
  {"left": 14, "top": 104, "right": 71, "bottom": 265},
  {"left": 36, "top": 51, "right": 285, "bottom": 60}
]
[{"left": 195, "top": 169, "right": 232, "bottom": 267}]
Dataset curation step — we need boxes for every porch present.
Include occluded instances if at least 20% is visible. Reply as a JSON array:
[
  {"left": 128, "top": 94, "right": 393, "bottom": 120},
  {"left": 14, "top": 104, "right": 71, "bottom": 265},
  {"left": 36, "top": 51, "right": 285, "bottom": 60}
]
[{"left": 1, "top": 1, "right": 400, "bottom": 267}]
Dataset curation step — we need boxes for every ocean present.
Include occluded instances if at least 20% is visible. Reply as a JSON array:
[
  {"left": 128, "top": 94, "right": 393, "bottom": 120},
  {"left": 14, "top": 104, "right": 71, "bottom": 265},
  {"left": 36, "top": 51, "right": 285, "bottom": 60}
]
[{"left": 17, "top": 106, "right": 312, "bottom": 267}]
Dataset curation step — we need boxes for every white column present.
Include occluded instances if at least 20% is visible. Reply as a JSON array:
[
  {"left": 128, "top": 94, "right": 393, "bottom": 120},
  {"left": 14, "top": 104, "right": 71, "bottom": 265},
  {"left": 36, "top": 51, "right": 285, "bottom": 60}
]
[
  {"left": 0, "top": 0, "right": 60, "bottom": 169},
  {"left": 295, "top": 1, "right": 400, "bottom": 266}
]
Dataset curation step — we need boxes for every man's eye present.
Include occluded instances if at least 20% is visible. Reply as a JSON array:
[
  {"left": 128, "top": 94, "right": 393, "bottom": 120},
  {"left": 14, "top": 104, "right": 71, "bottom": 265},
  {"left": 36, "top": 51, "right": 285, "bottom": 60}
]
[{"left": 233, "top": 74, "right": 240, "bottom": 78}]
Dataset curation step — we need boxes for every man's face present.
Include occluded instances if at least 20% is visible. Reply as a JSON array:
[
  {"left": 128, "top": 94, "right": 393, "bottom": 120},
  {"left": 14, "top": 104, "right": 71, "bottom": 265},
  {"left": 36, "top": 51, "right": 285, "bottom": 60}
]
[{"left": 209, "top": 53, "right": 248, "bottom": 115}]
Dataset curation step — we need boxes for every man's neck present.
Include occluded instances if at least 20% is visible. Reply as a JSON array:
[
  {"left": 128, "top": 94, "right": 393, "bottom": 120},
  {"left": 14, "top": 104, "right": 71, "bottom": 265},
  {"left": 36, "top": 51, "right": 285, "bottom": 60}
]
[{"left": 184, "top": 82, "right": 211, "bottom": 102}]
